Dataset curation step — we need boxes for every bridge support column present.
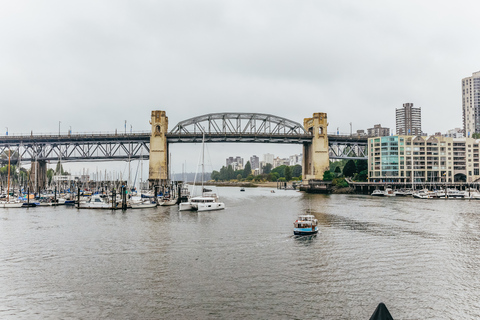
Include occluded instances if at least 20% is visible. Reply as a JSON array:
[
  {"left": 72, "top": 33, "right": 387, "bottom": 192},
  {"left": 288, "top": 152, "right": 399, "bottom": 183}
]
[
  {"left": 148, "top": 110, "right": 169, "bottom": 188},
  {"left": 302, "top": 113, "right": 329, "bottom": 181},
  {"left": 30, "top": 160, "right": 47, "bottom": 193}
]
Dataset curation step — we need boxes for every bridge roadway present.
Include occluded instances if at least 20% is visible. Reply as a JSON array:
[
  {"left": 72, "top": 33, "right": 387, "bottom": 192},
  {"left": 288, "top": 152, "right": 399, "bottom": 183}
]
[{"left": 0, "top": 132, "right": 368, "bottom": 163}]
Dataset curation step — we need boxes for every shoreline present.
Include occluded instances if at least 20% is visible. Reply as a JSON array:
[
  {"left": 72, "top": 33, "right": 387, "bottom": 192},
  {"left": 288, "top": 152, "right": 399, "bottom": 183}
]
[{"left": 191, "top": 181, "right": 282, "bottom": 188}]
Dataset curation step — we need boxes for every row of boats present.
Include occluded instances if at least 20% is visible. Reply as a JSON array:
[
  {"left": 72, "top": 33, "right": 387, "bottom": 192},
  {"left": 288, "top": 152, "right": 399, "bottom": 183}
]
[
  {"left": 0, "top": 185, "right": 227, "bottom": 211},
  {"left": 371, "top": 187, "right": 480, "bottom": 199}
]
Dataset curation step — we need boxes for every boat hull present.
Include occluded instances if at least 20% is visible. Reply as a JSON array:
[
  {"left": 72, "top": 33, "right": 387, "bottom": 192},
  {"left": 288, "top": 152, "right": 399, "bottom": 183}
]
[
  {"left": 294, "top": 227, "right": 319, "bottom": 236},
  {"left": 195, "top": 202, "right": 225, "bottom": 211},
  {"left": 0, "top": 202, "right": 24, "bottom": 208},
  {"left": 131, "top": 203, "right": 157, "bottom": 209},
  {"left": 159, "top": 199, "right": 177, "bottom": 206}
]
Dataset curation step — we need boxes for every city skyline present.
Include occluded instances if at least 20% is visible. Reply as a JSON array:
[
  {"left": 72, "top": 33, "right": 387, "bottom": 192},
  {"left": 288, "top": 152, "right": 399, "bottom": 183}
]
[{"left": 2, "top": 1, "right": 480, "bottom": 175}]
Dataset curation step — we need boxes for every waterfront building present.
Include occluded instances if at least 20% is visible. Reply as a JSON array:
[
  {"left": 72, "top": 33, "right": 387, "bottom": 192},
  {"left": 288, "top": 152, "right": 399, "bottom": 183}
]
[
  {"left": 250, "top": 155, "right": 259, "bottom": 170},
  {"left": 462, "top": 71, "right": 480, "bottom": 136},
  {"left": 368, "top": 135, "right": 480, "bottom": 183},
  {"left": 367, "top": 124, "right": 390, "bottom": 137},
  {"left": 396, "top": 103, "right": 422, "bottom": 135}
]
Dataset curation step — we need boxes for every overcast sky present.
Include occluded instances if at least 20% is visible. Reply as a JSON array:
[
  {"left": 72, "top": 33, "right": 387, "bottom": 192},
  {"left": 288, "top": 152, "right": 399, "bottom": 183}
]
[{"left": 1, "top": 0, "right": 479, "bottom": 179}]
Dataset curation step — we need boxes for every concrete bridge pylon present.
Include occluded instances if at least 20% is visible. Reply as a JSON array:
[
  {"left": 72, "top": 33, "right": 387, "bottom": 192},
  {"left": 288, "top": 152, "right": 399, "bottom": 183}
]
[
  {"left": 148, "top": 111, "right": 169, "bottom": 187},
  {"left": 302, "top": 113, "right": 330, "bottom": 181}
]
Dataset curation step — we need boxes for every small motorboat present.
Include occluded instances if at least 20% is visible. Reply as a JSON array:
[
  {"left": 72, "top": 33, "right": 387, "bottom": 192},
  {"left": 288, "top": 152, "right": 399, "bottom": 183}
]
[
  {"left": 293, "top": 214, "right": 318, "bottom": 236},
  {"left": 371, "top": 189, "right": 385, "bottom": 196},
  {"left": 240, "top": 187, "right": 245, "bottom": 192},
  {"left": 82, "top": 195, "right": 117, "bottom": 209}
]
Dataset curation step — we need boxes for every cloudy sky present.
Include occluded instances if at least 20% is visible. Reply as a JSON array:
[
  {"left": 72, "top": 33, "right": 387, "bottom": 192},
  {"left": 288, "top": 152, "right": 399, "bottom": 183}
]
[{"left": 1, "top": 0, "right": 479, "bottom": 178}]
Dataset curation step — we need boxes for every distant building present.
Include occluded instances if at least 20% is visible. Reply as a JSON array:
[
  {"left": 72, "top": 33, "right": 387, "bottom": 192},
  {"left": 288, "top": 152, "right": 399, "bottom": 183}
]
[
  {"left": 273, "top": 156, "right": 289, "bottom": 168},
  {"left": 396, "top": 103, "right": 422, "bottom": 135},
  {"left": 263, "top": 153, "right": 274, "bottom": 165},
  {"left": 462, "top": 71, "right": 480, "bottom": 136},
  {"left": 226, "top": 156, "right": 243, "bottom": 169},
  {"left": 367, "top": 124, "right": 390, "bottom": 137},
  {"left": 356, "top": 129, "right": 367, "bottom": 136},
  {"left": 250, "top": 155, "right": 259, "bottom": 170},
  {"left": 445, "top": 128, "right": 464, "bottom": 138},
  {"left": 289, "top": 154, "right": 302, "bottom": 166}
]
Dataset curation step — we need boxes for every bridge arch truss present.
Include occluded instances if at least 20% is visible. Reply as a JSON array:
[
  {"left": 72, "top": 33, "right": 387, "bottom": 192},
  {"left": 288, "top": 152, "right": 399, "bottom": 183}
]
[{"left": 168, "top": 112, "right": 312, "bottom": 143}]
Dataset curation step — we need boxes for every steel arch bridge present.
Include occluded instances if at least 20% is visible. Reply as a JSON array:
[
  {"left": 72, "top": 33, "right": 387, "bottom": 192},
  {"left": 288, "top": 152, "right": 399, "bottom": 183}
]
[
  {"left": 167, "top": 112, "right": 312, "bottom": 143},
  {"left": 0, "top": 113, "right": 368, "bottom": 164}
]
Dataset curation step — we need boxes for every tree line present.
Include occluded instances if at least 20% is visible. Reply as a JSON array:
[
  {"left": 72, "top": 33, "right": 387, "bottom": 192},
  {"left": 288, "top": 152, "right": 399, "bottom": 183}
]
[
  {"left": 322, "top": 159, "right": 368, "bottom": 188},
  {"left": 211, "top": 161, "right": 303, "bottom": 182}
]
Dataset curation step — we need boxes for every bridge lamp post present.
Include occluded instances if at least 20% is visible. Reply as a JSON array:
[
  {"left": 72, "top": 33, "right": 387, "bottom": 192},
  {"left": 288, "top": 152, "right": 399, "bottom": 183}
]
[
  {"left": 5, "top": 127, "right": 8, "bottom": 136},
  {"left": 59, "top": 121, "right": 61, "bottom": 136}
]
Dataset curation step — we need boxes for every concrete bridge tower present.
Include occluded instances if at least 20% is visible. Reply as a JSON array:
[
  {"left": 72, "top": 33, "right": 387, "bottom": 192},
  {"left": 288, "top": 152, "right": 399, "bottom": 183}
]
[
  {"left": 302, "top": 113, "right": 330, "bottom": 181},
  {"left": 148, "top": 110, "right": 169, "bottom": 187}
]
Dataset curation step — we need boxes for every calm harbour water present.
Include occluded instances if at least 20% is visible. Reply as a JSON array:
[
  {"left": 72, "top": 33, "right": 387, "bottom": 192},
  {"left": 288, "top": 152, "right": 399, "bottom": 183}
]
[{"left": 1, "top": 187, "right": 480, "bottom": 319}]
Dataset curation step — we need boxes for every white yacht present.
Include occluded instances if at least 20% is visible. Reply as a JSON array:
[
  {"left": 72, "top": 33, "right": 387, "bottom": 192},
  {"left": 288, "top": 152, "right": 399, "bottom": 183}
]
[
  {"left": 82, "top": 195, "right": 115, "bottom": 209},
  {"left": 179, "top": 134, "right": 225, "bottom": 212},
  {"left": 0, "top": 200, "right": 24, "bottom": 208}
]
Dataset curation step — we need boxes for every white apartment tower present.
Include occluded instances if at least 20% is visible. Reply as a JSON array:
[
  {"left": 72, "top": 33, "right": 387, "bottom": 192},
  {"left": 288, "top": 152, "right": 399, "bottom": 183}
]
[{"left": 462, "top": 71, "right": 480, "bottom": 137}]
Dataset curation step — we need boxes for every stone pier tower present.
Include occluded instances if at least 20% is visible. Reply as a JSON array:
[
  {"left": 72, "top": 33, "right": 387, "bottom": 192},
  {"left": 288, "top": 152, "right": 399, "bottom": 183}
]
[
  {"left": 148, "top": 110, "right": 169, "bottom": 187},
  {"left": 29, "top": 160, "right": 47, "bottom": 193},
  {"left": 302, "top": 113, "right": 330, "bottom": 181}
]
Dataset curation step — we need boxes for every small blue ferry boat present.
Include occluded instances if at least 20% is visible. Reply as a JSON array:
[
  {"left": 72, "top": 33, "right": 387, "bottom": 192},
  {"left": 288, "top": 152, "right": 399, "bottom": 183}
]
[{"left": 293, "top": 214, "right": 318, "bottom": 235}]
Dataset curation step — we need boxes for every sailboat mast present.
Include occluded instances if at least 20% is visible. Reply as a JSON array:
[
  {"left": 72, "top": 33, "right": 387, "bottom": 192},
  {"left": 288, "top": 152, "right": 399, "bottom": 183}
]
[
  {"left": 202, "top": 133, "right": 205, "bottom": 188},
  {"left": 7, "top": 149, "right": 10, "bottom": 202}
]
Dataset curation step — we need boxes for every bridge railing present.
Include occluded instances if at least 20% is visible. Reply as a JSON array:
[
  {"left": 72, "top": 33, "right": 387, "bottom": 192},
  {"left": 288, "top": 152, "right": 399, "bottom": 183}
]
[{"left": 1, "top": 131, "right": 151, "bottom": 139}]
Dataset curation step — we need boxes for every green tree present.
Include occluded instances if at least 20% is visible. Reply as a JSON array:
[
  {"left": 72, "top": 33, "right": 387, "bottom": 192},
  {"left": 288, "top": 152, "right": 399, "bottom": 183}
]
[
  {"left": 292, "top": 164, "right": 302, "bottom": 177},
  {"left": 268, "top": 172, "right": 279, "bottom": 181},
  {"left": 219, "top": 166, "right": 228, "bottom": 180},
  {"left": 234, "top": 169, "right": 244, "bottom": 178},
  {"left": 271, "top": 165, "right": 286, "bottom": 178},
  {"left": 334, "top": 166, "right": 342, "bottom": 176},
  {"left": 211, "top": 170, "right": 220, "bottom": 181},
  {"left": 226, "top": 165, "right": 235, "bottom": 180},
  {"left": 342, "top": 160, "right": 357, "bottom": 177},
  {"left": 323, "top": 170, "right": 334, "bottom": 181},
  {"left": 263, "top": 163, "right": 272, "bottom": 174},
  {"left": 47, "top": 168, "right": 54, "bottom": 185},
  {"left": 243, "top": 161, "right": 252, "bottom": 178},
  {"left": 236, "top": 174, "right": 242, "bottom": 180},
  {"left": 356, "top": 160, "right": 368, "bottom": 173},
  {"left": 356, "top": 169, "right": 368, "bottom": 182},
  {"left": 55, "top": 161, "right": 64, "bottom": 174},
  {"left": 333, "top": 177, "right": 349, "bottom": 187},
  {"left": 284, "top": 166, "right": 292, "bottom": 181}
]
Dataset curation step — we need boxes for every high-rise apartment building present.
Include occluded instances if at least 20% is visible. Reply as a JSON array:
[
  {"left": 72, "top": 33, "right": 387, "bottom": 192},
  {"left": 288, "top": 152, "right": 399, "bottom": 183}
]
[
  {"left": 462, "top": 71, "right": 480, "bottom": 136},
  {"left": 226, "top": 156, "right": 243, "bottom": 169},
  {"left": 396, "top": 103, "right": 421, "bottom": 135},
  {"left": 250, "top": 155, "right": 259, "bottom": 170},
  {"left": 263, "top": 153, "right": 274, "bottom": 165}
]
